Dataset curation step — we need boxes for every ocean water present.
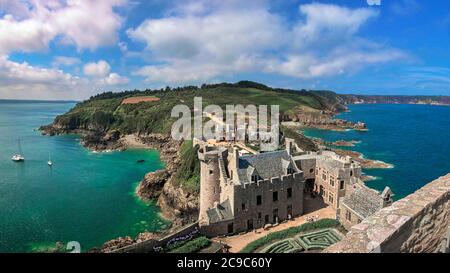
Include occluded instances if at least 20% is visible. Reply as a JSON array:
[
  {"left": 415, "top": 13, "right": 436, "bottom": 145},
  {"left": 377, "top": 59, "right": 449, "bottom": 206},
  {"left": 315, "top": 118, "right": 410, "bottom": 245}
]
[
  {"left": 0, "top": 101, "right": 168, "bottom": 253},
  {"left": 303, "top": 104, "right": 450, "bottom": 199}
]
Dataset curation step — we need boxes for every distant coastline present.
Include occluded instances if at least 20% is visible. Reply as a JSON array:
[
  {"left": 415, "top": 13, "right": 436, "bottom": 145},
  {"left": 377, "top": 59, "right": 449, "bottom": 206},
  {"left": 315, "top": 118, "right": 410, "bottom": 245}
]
[{"left": 0, "top": 99, "right": 79, "bottom": 103}]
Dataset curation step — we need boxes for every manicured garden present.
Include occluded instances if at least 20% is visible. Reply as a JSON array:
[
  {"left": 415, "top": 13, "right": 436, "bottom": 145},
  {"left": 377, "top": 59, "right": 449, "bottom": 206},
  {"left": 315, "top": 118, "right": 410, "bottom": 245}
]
[{"left": 240, "top": 219, "right": 342, "bottom": 253}]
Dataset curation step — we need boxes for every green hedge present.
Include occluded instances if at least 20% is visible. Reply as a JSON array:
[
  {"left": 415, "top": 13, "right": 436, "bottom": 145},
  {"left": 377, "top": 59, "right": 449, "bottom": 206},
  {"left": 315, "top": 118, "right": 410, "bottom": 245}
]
[
  {"left": 240, "top": 219, "right": 339, "bottom": 253},
  {"left": 169, "top": 237, "right": 211, "bottom": 253}
]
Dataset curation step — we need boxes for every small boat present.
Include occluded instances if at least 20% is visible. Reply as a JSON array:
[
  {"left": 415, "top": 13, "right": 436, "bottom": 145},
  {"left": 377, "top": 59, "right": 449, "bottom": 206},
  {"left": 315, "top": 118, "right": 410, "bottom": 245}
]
[
  {"left": 12, "top": 154, "right": 25, "bottom": 162},
  {"left": 12, "top": 139, "right": 25, "bottom": 162},
  {"left": 48, "top": 152, "right": 53, "bottom": 167},
  {"left": 137, "top": 159, "right": 146, "bottom": 163}
]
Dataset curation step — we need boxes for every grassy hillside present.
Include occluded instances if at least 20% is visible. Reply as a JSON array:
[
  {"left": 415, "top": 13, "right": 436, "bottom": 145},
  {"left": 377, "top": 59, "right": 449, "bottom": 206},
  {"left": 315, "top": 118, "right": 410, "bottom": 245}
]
[
  {"left": 47, "top": 81, "right": 346, "bottom": 194},
  {"left": 51, "top": 81, "right": 345, "bottom": 135}
]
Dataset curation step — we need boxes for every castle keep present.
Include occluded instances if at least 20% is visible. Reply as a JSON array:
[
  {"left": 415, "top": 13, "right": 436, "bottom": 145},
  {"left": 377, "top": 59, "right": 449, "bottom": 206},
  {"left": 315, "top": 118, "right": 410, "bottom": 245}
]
[
  {"left": 198, "top": 138, "right": 394, "bottom": 236},
  {"left": 198, "top": 144, "right": 305, "bottom": 236}
]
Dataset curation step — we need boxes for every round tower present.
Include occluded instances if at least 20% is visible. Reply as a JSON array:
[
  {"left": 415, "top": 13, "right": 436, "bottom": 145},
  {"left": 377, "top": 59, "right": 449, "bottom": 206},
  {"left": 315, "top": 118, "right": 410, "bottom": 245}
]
[{"left": 198, "top": 145, "right": 223, "bottom": 225}]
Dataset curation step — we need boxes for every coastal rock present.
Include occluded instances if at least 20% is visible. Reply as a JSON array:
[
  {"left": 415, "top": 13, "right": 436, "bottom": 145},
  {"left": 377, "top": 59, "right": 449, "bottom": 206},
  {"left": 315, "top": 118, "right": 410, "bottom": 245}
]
[
  {"left": 157, "top": 179, "right": 199, "bottom": 226},
  {"left": 136, "top": 170, "right": 171, "bottom": 200},
  {"left": 90, "top": 232, "right": 161, "bottom": 253},
  {"left": 98, "top": 236, "right": 134, "bottom": 253},
  {"left": 132, "top": 133, "right": 199, "bottom": 226}
]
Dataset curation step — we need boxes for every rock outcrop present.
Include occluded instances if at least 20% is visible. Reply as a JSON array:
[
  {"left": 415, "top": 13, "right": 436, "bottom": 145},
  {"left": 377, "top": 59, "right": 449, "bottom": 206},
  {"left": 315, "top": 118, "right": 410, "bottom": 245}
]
[
  {"left": 134, "top": 134, "right": 200, "bottom": 226},
  {"left": 157, "top": 181, "right": 199, "bottom": 226},
  {"left": 92, "top": 232, "right": 160, "bottom": 253}
]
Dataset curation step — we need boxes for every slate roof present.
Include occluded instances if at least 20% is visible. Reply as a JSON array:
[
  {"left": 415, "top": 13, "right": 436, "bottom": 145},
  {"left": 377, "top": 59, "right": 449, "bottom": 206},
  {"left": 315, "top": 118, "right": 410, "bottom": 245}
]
[
  {"left": 236, "top": 150, "right": 297, "bottom": 183},
  {"left": 206, "top": 200, "right": 233, "bottom": 223},
  {"left": 341, "top": 185, "right": 383, "bottom": 219}
]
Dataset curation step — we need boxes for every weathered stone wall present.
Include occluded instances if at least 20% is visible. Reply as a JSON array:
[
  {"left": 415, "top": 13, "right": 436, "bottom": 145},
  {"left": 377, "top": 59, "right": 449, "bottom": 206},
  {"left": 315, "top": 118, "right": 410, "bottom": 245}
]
[
  {"left": 325, "top": 174, "right": 450, "bottom": 253},
  {"left": 111, "top": 222, "right": 199, "bottom": 253},
  {"left": 198, "top": 147, "right": 225, "bottom": 224},
  {"left": 338, "top": 204, "right": 362, "bottom": 231},
  {"left": 232, "top": 173, "right": 305, "bottom": 233}
]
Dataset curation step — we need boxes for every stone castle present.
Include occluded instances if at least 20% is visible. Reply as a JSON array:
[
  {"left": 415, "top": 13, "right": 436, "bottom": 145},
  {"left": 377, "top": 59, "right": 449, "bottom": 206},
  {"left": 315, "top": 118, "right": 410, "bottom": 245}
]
[{"left": 197, "top": 138, "right": 394, "bottom": 235}]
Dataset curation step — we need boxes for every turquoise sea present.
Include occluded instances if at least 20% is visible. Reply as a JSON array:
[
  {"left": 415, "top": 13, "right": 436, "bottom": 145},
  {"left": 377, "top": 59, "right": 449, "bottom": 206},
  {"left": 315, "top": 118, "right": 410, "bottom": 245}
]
[
  {"left": 0, "top": 101, "right": 168, "bottom": 253},
  {"left": 303, "top": 104, "right": 450, "bottom": 199}
]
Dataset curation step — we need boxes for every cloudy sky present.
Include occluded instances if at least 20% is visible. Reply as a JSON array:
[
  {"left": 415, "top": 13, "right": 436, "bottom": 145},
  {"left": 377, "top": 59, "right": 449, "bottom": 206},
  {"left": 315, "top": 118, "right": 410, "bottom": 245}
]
[{"left": 1, "top": 0, "right": 450, "bottom": 100}]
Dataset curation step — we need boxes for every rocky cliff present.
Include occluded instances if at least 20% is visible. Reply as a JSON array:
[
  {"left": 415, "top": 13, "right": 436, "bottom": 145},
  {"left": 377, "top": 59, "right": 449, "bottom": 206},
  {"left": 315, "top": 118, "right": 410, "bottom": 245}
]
[{"left": 132, "top": 134, "right": 200, "bottom": 226}]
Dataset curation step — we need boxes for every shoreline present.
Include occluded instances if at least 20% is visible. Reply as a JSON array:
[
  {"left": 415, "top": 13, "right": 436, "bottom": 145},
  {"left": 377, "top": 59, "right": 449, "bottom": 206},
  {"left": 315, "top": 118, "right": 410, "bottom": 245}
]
[{"left": 39, "top": 127, "right": 189, "bottom": 252}]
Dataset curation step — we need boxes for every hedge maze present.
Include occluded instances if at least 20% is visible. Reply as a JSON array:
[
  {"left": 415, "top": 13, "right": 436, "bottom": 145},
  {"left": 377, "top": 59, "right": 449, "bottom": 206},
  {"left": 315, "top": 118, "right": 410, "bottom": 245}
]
[
  {"left": 296, "top": 229, "right": 342, "bottom": 250},
  {"left": 262, "top": 238, "right": 304, "bottom": 253},
  {"left": 261, "top": 229, "right": 342, "bottom": 253}
]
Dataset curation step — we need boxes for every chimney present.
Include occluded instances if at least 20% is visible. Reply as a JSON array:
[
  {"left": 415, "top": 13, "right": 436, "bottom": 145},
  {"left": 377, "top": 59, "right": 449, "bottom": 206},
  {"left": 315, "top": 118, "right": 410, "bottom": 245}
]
[
  {"left": 286, "top": 138, "right": 294, "bottom": 155},
  {"left": 233, "top": 147, "right": 240, "bottom": 170}
]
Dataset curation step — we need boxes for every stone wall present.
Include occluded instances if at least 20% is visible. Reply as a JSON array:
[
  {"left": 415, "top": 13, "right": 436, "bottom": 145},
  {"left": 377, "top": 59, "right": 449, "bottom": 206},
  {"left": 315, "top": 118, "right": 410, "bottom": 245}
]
[
  {"left": 111, "top": 222, "right": 199, "bottom": 253},
  {"left": 231, "top": 173, "right": 304, "bottom": 232},
  {"left": 325, "top": 174, "right": 450, "bottom": 253}
]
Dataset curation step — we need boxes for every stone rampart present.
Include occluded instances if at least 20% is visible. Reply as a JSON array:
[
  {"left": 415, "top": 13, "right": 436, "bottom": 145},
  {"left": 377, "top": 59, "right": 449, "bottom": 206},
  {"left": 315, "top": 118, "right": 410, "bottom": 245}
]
[{"left": 325, "top": 174, "right": 450, "bottom": 253}]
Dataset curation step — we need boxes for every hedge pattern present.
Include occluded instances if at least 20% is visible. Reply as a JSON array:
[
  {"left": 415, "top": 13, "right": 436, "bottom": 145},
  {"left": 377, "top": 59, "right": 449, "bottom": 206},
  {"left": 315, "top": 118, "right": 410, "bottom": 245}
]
[{"left": 240, "top": 218, "right": 340, "bottom": 253}]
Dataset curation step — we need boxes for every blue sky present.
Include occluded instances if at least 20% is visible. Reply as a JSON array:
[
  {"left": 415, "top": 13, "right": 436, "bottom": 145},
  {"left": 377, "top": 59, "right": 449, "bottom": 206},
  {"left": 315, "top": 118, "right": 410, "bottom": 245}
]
[{"left": 1, "top": 0, "right": 450, "bottom": 99}]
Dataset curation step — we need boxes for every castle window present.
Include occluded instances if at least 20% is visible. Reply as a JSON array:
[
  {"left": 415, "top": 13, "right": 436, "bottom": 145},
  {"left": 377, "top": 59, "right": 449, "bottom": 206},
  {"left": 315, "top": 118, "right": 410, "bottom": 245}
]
[
  {"left": 330, "top": 179, "right": 334, "bottom": 187},
  {"left": 230, "top": 170, "right": 233, "bottom": 179},
  {"left": 258, "top": 212, "right": 262, "bottom": 219},
  {"left": 273, "top": 191, "right": 278, "bottom": 202},
  {"left": 287, "top": 167, "right": 294, "bottom": 175},
  {"left": 350, "top": 170, "right": 353, "bottom": 177},
  {"left": 251, "top": 175, "right": 258, "bottom": 182},
  {"left": 241, "top": 203, "right": 246, "bottom": 211},
  {"left": 322, "top": 174, "right": 327, "bottom": 181},
  {"left": 287, "top": 188, "right": 292, "bottom": 199},
  {"left": 346, "top": 211, "right": 352, "bottom": 221},
  {"left": 309, "top": 168, "right": 314, "bottom": 173},
  {"left": 340, "top": 180, "right": 345, "bottom": 190},
  {"left": 328, "top": 193, "right": 334, "bottom": 204},
  {"left": 257, "top": 195, "right": 262, "bottom": 206},
  {"left": 209, "top": 170, "right": 213, "bottom": 175}
]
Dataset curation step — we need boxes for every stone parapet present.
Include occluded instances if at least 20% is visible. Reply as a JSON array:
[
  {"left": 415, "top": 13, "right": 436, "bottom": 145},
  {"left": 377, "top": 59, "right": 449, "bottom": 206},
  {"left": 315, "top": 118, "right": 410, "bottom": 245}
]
[{"left": 325, "top": 174, "right": 450, "bottom": 253}]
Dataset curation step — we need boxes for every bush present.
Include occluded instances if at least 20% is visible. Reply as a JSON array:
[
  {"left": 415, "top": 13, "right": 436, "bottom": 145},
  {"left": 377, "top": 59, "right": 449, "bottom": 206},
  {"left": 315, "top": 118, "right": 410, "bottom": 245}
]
[
  {"left": 169, "top": 237, "right": 211, "bottom": 253},
  {"left": 175, "top": 141, "right": 200, "bottom": 192},
  {"left": 240, "top": 219, "right": 339, "bottom": 253}
]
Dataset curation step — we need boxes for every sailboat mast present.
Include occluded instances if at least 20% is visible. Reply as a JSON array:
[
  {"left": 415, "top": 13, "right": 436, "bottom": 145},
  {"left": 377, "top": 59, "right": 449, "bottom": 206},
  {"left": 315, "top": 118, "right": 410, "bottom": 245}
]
[{"left": 18, "top": 139, "right": 22, "bottom": 154}]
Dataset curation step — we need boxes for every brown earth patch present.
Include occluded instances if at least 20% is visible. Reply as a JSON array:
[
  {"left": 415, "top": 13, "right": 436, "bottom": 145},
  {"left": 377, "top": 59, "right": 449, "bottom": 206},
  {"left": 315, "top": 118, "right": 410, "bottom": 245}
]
[{"left": 121, "top": 96, "right": 160, "bottom": 104}]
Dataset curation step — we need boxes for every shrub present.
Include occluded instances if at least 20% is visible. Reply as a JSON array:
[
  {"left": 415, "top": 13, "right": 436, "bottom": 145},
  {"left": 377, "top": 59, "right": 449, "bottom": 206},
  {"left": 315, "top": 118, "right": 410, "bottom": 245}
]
[
  {"left": 240, "top": 219, "right": 339, "bottom": 253},
  {"left": 169, "top": 237, "right": 211, "bottom": 253}
]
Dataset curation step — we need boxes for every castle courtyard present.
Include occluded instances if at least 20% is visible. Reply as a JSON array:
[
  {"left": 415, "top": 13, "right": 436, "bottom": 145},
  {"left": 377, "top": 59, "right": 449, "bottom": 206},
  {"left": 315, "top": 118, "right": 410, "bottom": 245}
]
[{"left": 213, "top": 198, "right": 335, "bottom": 253}]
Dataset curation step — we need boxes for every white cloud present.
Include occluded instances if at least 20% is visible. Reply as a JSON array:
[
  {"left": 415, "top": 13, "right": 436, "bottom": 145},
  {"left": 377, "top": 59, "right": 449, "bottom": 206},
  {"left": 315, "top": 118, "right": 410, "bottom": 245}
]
[
  {"left": 128, "top": 1, "right": 406, "bottom": 85},
  {"left": 83, "top": 60, "right": 111, "bottom": 77},
  {"left": 0, "top": 0, "right": 126, "bottom": 54},
  {"left": 0, "top": 55, "right": 88, "bottom": 99},
  {"left": 98, "top": 73, "right": 129, "bottom": 86},
  {"left": 0, "top": 55, "right": 129, "bottom": 99},
  {"left": 52, "top": 56, "right": 81, "bottom": 67},
  {"left": 83, "top": 60, "right": 129, "bottom": 86}
]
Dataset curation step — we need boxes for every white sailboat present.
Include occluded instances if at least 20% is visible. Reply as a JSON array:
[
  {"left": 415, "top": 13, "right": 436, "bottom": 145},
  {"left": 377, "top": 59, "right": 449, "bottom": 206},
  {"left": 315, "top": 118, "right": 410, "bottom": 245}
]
[
  {"left": 48, "top": 152, "right": 53, "bottom": 167},
  {"left": 12, "top": 139, "right": 25, "bottom": 162}
]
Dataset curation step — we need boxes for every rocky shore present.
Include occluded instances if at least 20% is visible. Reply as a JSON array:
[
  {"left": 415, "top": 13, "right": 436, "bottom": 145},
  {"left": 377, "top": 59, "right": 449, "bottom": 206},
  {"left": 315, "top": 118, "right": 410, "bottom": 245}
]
[
  {"left": 281, "top": 107, "right": 367, "bottom": 132},
  {"left": 40, "top": 123, "right": 200, "bottom": 252},
  {"left": 90, "top": 232, "right": 160, "bottom": 253},
  {"left": 332, "top": 148, "right": 393, "bottom": 169}
]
